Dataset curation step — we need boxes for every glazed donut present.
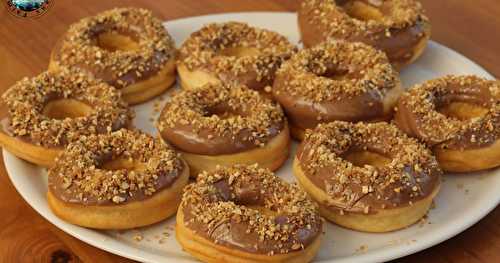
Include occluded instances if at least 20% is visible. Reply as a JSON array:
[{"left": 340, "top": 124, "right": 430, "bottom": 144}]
[
  {"left": 298, "top": 0, "right": 431, "bottom": 68},
  {"left": 157, "top": 83, "right": 290, "bottom": 176},
  {"left": 47, "top": 129, "right": 189, "bottom": 229},
  {"left": 395, "top": 75, "right": 500, "bottom": 172},
  {"left": 177, "top": 22, "right": 296, "bottom": 93},
  {"left": 49, "top": 8, "right": 177, "bottom": 105},
  {"left": 273, "top": 40, "right": 402, "bottom": 140},
  {"left": 176, "top": 164, "right": 322, "bottom": 263},
  {"left": 294, "top": 121, "right": 441, "bottom": 232},
  {"left": 0, "top": 68, "right": 132, "bottom": 167}
]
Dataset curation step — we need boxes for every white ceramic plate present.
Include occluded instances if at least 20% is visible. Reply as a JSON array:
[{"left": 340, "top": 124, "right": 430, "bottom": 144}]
[{"left": 4, "top": 12, "right": 500, "bottom": 263}]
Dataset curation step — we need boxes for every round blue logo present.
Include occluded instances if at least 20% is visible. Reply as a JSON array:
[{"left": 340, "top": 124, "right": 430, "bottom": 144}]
[{"left": 5, "top": 0, "right": 53, "bottom": 18}]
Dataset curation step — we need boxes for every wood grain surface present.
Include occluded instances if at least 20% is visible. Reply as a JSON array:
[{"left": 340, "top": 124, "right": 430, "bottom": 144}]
[{"left": 0, "top": 1, "right": 499, "bottom": 262}]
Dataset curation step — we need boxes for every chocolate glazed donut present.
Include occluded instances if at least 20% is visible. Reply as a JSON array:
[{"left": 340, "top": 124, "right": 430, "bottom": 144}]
[
  {"left": 293, "top": 121, "right": 442, "bottom": 232},
  {"left": 47, "top": 129, "right": 189, "bottom": 229},
  {"left": 177, "top": 22, "right": 296, "bottom": 94},
  {"left": 273, "top": 40, "right": 402, "bottom": 140},
  {"left": 395, "top": 75, "right": 500, "bottom": 172},
  {"left": 298, "top": 0, "right": 431, "bottom": 69},
  {"left": 50, "top": 8, "right": 177, "bottom": 104},
  {"left": 176, "top": 164, "right": 322, "bottom": 263},
  {"left": 157, "top": 83, "right": 290, "bottom": 176},
  {"left": 0, "top": 67, "right": 133, "bottom": 167}
]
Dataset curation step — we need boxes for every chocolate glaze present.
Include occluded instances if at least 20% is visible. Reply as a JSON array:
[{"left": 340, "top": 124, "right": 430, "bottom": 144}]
[
  {"left": 48, "top": 131, "right": 186, "bottom": 206},
  {"left": 51, "top": 8, "right": 176, "bottom": 90},
  {"left": 49, "top": 161, "right": 183, "bottom": 206},
  {"left": 298, "top": 0, "right": 430, "bottom": 65},
  {"left": 0, "top": 117, "right": 62, "bottom": 148},
  {"left": 296, "top": 122, "right": 441, "bottom": 213},
  {"left": 158, "top": 91, "right": 285, "bottom": 155},
  {"left": 178, "top": 22, "right": 296, "bottom": 92},
  {"left": 183, "top": 178, "right": 322, "bottom": 254},
  {"left": 52, "top": 27, "right": 172, "bottom": 89},
  {"left": 396, "top": 78, "right": 500, "bottom": 149},
  {"left": 273, "top": 76, "right": 386, "bottom": 130},
  {"left": 180, "top": 54, "right": 286, "bottom": 92}
]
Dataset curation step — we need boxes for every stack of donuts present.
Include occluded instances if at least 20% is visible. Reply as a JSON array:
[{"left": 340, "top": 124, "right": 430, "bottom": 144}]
[{"left": 0, "top": 1, "right": 498, "bottom": 262}]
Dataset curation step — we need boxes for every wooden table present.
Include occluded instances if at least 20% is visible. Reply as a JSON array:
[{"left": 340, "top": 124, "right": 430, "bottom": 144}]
[{"left": 0, "top": 1, "right": 498, "bottom": 262}]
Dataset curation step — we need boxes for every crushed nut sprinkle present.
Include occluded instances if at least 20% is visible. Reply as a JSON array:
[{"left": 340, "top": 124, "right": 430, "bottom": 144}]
[
  {"left": 157, "top": 83, "right": 285, "bottom": 147},
  {"left": 274, "top": 40, "right": 399, "bottom": 102},
  {"left": 53, "top": 7, "right": 176, "bottom": 88},
  {"left": 2, "top": 68, "right": 133, "bottom": 147},
  {"left": 299, "top": 121, "right": 441, "bottom": 212},
  {"left": 397, "top": 75, "right": 500, "bottom": 148},
  {"left": 300, "top": 0, "right": 428, "bottom": 39},
  {"left": 48, "top": 129, "right": 184, "bottom": 204},
  {"left": 181, "top": 164, "right": 322, "bottom": 254},
  {"left": 178, "top": 22, "right": 296, "bottom": 85}
]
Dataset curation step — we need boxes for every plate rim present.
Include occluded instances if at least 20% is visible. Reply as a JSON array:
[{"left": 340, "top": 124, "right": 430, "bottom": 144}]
[{"left": 3, "top": 11, "right": 500, "bottom": 263}]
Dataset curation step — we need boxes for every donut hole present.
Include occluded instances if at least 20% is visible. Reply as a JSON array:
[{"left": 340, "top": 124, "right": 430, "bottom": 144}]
[
  {"left": 339, "top": 0, "right": 384, "bottom": 22},
  {"left": 319, "top": 68, "right": 350, "bottom": 81},
  {"left": 100, "top": 156, "right": 147, "bottom": 172},
  {"left": 343, "top": 149, "right": 392, "bottom": 168},
  {"left": 436, "top": 101, "right": 489, "bottom": 121},
  {"left": 43, "top": 99, "right": 93, "bottom": 120},
  {"left": 206, "top": 105, "right": 244, "bottom": 119},
  {"left": 96, "top": 31, "right": 140, "bottom": 52},
  {"left": 247, "top": 205, "right": 279, "bottom": 216},
  {"left": 217, "top": 47, "right": 261, "bottom": 58}
]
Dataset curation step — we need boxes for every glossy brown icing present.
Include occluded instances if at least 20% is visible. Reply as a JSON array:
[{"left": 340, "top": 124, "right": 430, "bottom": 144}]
[
  {"left": 1, "top": 68, "right": 132, "bottom": 148},
  {"left": 273, "top": 40, "right": 401, "bottom": 131},
  {"left": 48, "top": 129, "right": 186, "bottom": 206},
  {"left": 181, "top": 165, "right": 322, "bottom": 254},
  {"left": 178, "top": 22, "right": 296, "bottom": 92},
  {"left": 157, "top": 83, "right": 286, "bottom": 155},
  {"left": 298, "top": 0, "right": 430, "bottom": 65},
  {"left": 51, "top": 8, "right": 176, "bottom": 89},
  {"left": 296, "top": 122, "right": 442, "bottom": 213},
  {"left": 395, "top": 75, "right": 500, "bottom": 150}
]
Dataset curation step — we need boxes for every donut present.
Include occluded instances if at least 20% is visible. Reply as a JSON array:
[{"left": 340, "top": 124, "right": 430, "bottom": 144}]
[
  {"left": 0, "top": 68, "right": 132, "bottom": 167},
  {"left": 293, "top": 121, "right": 441, "bottom": 232},
  {"left": 273, "top": 40, "right": 402, "bottom": 140},
  {"left": 47, "top": 129, "right": 189, "bottom": 229},
  {"left": 176, "top": 164, "right": 322, "bottom": 263},
  {"left": 395, "top": 75, "right": 500, "bottom": 172},
  {"left": 157, "top": 83, "right": 290, "bottom": 176},
  {"left": 49, "top": 8, "right": 177, "bottom": 105},
  {"left": 177, "top": 22, "right": 296, "bottom": 94},
  {"left": 298, "top": 0, "right": 431, "bottom": 68}
]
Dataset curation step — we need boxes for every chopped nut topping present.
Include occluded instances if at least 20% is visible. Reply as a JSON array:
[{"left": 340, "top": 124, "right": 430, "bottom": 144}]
[
  {"left": 48, "top": 129, "right": 184, "bottom": 205},
  {"left": 397, "top": 75, "right": 500, "bottom": 148},
  {"left": 300, "top": 0, "right": 428, "bottom": 39},
  {"left": 52, "top": 8, "right": 176, "bottom": 88},
  {"left": 274, "top": 40, "right": 399, "bottom": 102},
  {"left": 181, "top": 164, "right": 322, "bottom": 254},
  {"left": 2, "top": 67, "right": 133, "bottom": 147},
  {"left": 178, "top": 22, "right": 296, "bottom": 88},
  {"left": 298, "top": 121, "right": 442, "bottom": 212},
  {"left": 157, "top": 83, "right": 285, "bottom": 149}
]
